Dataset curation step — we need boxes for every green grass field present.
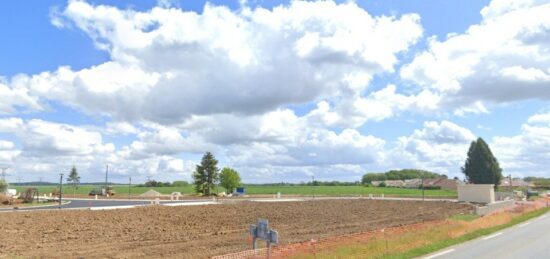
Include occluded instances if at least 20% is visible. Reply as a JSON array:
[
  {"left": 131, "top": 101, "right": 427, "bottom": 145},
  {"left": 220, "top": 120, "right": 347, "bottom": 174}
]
[{"left": 13, "top": 185, "right": 457, "bottom": 197}]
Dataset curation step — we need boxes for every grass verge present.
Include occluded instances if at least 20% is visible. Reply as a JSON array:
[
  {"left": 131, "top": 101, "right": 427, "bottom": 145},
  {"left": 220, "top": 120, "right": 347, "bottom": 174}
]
[
  {"left": 395, "top": 207, "right": 549, "bottom": 259},
  {"left": 448, "top": 213, "right": 479, "bottom": 222},
  {"left": 288, "top": 206, "right": 549, "bottom": 259}
]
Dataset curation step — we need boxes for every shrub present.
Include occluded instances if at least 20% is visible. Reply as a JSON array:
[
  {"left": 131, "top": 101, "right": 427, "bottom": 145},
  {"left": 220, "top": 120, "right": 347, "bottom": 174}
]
[
  {"left": 0, "top": 179, "right": 8, "bottom": 193},
  {"left": 378, "top": 182, "right": 387, "bottom": 187},
  {"left": 51, "top": 188, "right": 60, "bottom": 196},
  {"left": 21, "top": 188, "right": 38, "bottom": 203}
]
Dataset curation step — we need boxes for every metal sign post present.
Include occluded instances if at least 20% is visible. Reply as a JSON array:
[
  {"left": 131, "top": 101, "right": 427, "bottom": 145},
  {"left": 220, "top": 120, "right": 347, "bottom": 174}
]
[{"left": 250, "top": 219, "right": 279, "bottom": 258}]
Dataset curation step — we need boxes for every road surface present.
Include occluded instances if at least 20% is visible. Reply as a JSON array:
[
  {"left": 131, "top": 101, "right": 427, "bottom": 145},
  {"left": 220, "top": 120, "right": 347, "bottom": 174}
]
[
  {"left": 0, "top": 198, "right": 211, "bottom": 211},
  {"left": 424, "top": 210, "right": 550, "bottom": 259}
]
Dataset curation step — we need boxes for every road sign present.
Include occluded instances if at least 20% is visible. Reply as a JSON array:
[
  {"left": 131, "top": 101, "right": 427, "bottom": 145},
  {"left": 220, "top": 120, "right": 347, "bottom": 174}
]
[{"left": 250, "top": 218, "right": 279, "bottom": 251}]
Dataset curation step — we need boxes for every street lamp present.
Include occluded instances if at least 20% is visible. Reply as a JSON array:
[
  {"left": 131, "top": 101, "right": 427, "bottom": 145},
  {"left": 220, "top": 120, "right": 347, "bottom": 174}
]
[{"left": 59, "top": 173, "right": 64, "bottom": 209}]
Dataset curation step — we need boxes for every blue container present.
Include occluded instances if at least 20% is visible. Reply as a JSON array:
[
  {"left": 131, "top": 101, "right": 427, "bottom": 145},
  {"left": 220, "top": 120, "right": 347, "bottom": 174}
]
[{"left": 236, "top": 187, "right": 245, "bottom": 194}]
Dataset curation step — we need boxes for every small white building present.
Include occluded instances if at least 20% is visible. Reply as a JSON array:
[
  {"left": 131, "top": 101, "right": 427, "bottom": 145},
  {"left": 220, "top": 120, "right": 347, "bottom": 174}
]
[
  {"left": 7, "top": 189, "right": 16, "bottom": 196},
  {"left": 458, "top": 184, "right": 495, "bottom": 204}
]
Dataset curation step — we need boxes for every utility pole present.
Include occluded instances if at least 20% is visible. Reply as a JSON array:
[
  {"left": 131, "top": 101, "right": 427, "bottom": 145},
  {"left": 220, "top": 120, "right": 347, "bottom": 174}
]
[
  {"left": 421, "top": 174, "right": 425, "bottom": 201},
  {"left": 128, "top": 177, "right": 132, "bottom": 198},
  {"left": 105, "top": 164, "right": 109, "bottom": 187},
  {"left": 59, "top": 173, "right": 64, "bottom": 209},
  {"left": 312, "top": 176, "right": 315, "bottom": 200},
  {"left": 0, "top": 167, "right": 8, "bottom": 181}
]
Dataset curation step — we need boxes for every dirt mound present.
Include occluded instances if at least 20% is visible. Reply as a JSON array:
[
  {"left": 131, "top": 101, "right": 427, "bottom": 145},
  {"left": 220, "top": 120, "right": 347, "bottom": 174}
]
[
  {"left": 139, "top": 189, "right": 162, "bottom": 197},
  {"left": 0, "top": 199, "right": 471, "bottom": 258}
]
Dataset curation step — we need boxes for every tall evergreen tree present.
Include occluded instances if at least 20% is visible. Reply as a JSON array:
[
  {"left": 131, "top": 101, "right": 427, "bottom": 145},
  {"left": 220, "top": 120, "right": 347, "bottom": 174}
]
[
  {"left": 67, "top": 166, "right": 80, "bottom": 196},
  {"left": 462, "top": 138, "right": 503, "bottom": 187},
  {"left": 193, "top": 152, "right": 219, "bottom": 196}
]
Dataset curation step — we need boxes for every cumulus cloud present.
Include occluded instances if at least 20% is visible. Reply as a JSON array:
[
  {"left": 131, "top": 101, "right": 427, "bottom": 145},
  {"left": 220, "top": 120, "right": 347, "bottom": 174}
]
[
  {"left": 105, "top": 121, "right": 139, "bottom": 135},
  {"left": 15, "top": 119, "right": 114, "bottom": 157},
  {"left": 305, "top": 85, "right": 441, "bottom": 128},
  {"left": 0, "top": 0, "right": 423, "bottom": 125},
  {"left": 217, "top": 109, "right": 386, "bottom": 182},
  {"left": 0, "top": 118, "right": 198, "bottom": 181},
  {"left": 0, "top": 117, "right": 24, "bottom": 132},
  {"left": 0, "top": 140, "right": 20, "bottom": 166},
  {"left": 4, "top": 0, "right": 550, "bottom": 183},
  {"left": 118, "top": 125, "right": 214, "bottom": 160},
  {"left": 0, "top": 81, "right": 41, "bottom": 114},
  {"left": 492, "top": 111, "right": 550, "bottom": 177},
  {"left": 401, "top": 0, "right": 550, "bottom": 113},
  {"left": 390, "top": 121, "right": 476, "bottom": 175}
]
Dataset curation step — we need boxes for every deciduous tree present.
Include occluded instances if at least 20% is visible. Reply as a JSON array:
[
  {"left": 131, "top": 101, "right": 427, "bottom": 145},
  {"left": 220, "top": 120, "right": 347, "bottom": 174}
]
[{"left": 219, "top": 167, "right": 241, "bottom": 193}]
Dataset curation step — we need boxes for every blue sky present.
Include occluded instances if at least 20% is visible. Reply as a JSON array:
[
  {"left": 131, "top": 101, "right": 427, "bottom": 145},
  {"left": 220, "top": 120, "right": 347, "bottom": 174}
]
[{"left": 1, "top": 0, "right": 549, "bottom": 183}]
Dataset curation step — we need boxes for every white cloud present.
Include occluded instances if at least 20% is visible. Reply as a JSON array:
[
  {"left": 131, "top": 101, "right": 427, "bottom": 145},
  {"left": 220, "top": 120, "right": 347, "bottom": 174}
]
[
  {"left": 401, "top": 0, "right": 550, "bottom": 113},
  {"left": 118, "top": 125, "right": 213, "bottom": 160},
  {"left": 304, "top": 85, "right": 441, "bottom": 128},
  {"left": 391, "top": 121, "right": 476, "bottom": 175},
  {"left": 0, "top": 81, "right": 41, "bottom": 114},
  {"left": 105, "top": 121, "right": 139, "bottom": 135},
  {"left": 527, "top": 112, "right": 550, "bottom": 124},
  {"left": 492, "top": 111, "right": 550, "bottom": 177},
  {"left": 0, "top": 140, "right": 15, "bottom": 150},
  {"left": 4, "top": 0, "right": 550, "bottom": 183},
  {"left": 0, "top": 140, "right": 20, "bottom": 166},
  {"left": 0, "top": 0, "right": 422, "bottom": 124},
  {"left": 16, "top": 119, "right": 113, "bottom": 157},
  {"left": 220, "top": 109, "right": 386, "bottom": 169},
  {"left": 0, "top": 118, "right": 199, "bottom": 182},
  {"left": 0, "top": 117, "right": 24, "bottom": 132}
]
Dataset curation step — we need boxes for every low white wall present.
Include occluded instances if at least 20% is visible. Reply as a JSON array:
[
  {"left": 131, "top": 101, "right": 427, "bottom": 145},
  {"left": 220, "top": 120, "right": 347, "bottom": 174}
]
[
  {"left": 475, "top": 200, "right": 515, "bottom": 216},
  {"left": 458, "top": 184, "right": 495, "bottom": 204}
]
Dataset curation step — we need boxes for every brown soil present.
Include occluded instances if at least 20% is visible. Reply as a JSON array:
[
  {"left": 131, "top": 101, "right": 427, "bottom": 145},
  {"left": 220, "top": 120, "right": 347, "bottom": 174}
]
[{"left": 0, "top": 199, "right": 471, "bottom": 259}]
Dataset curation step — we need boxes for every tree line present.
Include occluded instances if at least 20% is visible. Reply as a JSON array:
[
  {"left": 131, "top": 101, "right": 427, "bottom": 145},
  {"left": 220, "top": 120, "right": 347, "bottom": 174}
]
[
  {"left": 361, "top": 138, "right": 505, "bottom": 189},
  {"left": 362, "top": 169, "right": 447, "bottom": 185},
  {"left": 13, "top": 137, "right": 511, "bottom": 195}
]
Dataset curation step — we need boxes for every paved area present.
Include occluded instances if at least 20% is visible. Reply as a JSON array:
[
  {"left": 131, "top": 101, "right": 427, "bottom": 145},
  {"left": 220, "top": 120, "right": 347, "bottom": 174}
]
[
  {"left": 423, "top": 210, "right": 550, "bottom": 259},
  {"left": 0, "top": 198, "right": 211, "bottom": 211}
]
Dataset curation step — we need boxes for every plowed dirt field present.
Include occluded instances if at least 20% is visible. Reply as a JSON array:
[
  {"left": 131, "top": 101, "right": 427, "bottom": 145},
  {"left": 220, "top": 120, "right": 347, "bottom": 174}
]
[{"left": 0, "top": 199, "right": 471, "bottom": 258}]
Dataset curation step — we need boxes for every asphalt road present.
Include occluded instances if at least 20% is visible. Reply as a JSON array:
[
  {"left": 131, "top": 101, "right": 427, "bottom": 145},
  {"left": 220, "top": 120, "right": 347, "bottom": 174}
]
[
  {"left": 424, "top": 210, "right": 550, "bottom": 259},
  {"left": 0, "top": 198, "right": 211, "bottom": 211}
]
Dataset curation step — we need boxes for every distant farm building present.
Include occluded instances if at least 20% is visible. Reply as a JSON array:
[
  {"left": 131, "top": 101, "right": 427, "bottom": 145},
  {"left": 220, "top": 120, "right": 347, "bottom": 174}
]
[
  {"left": 372, "top": 178, "right": 460, "bottom": 190},
  {"left": 499, "top": 178, "right": 533, "bottom": 188}
]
